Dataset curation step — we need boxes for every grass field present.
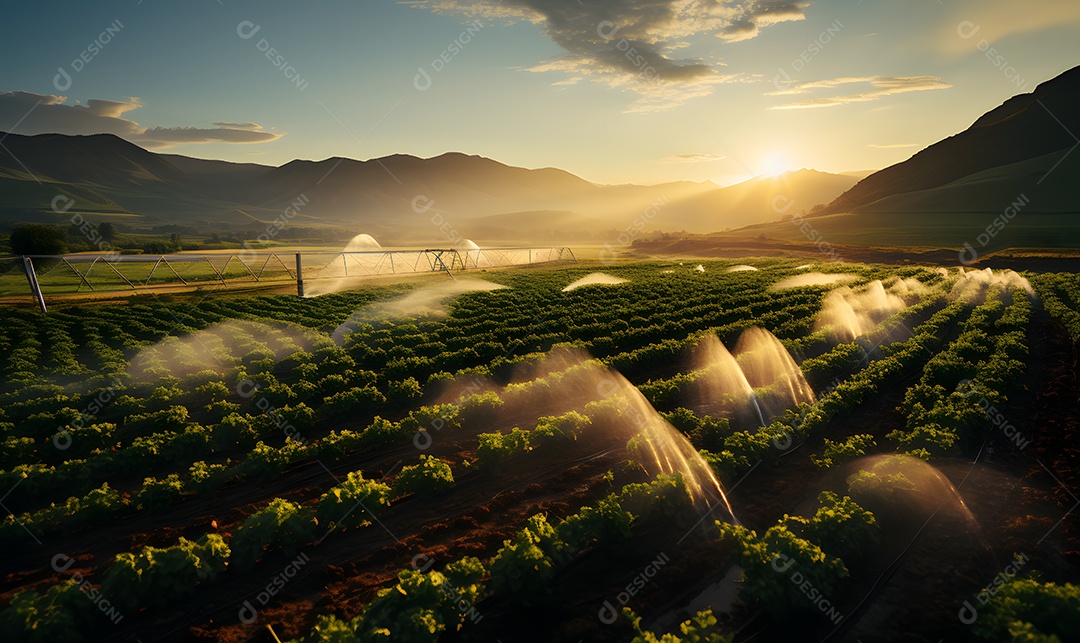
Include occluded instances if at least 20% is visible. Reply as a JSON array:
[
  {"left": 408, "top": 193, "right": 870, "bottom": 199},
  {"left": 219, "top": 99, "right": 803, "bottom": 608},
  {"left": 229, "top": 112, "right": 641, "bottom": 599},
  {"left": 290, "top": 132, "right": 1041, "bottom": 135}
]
[
  {"left": 0, "top": 258, "right": 1077, "bottom": 642},
  {"left": 721, "top": 211, "right": 1080, "bottom": 251}
]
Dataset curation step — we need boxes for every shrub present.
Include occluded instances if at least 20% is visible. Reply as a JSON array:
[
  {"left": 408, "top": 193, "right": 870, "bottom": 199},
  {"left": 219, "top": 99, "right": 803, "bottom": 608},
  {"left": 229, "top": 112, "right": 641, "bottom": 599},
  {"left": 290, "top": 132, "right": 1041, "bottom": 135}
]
[
  {"left": 557, "top": 496, "right": 634, "bottom": 551},
  {"left": 137, "top": 474, "right": 185, "bottom": 509},
  {"left": 246, "top": 439, "right": 311, "bottom": 478},
  {"left": 392, "top": 455, "right": 455, "bottom": 497},
  {"left": 489, "top": 514, "right": 568, "bottom": 605},
  {"left": 531, "top": 411, "right": 591, "bottom": 447},
  {"left": 718, "top": 521, "right": 848, "bottom": 617},
  {"left": 187, "top": 461, "right": 230, "bottom": 492},
  {"left": 0, "top": 580, "right": 94, "bottom": 642},
  {"left": 811, "top": 434, "right": 876, "bottom": 469},
  {"left": 784, "top": 492, "right": 879, "bottom": 561},
  {"left": 476, "top": 428, "right": 531, "bottom": 471},
  {"left": 625, "top": 607, "right": 731, "bottom": 643},
  {"left": 355, "top": 557, "right": 486, "bottom": 642},
  {"left": 230, "top": 498, "right": 315, "bottom": 566},
  {"left": 322, "top": 386, "right": 386, "bottom": 418},
  {"left": 101, "top": 534, "right": 230, "bottom": 610},
  {"left": 458, "top": 391, "right": 503, "bottom": 427},
  {"left": 616, "top": 473, "right": 692, "bottom": 523},
  {"left": 972, "top": 574, "right": 1080, "bottom": 642},
  {"left": 316, "top": 471, "right": 391, "bottom": 530}
]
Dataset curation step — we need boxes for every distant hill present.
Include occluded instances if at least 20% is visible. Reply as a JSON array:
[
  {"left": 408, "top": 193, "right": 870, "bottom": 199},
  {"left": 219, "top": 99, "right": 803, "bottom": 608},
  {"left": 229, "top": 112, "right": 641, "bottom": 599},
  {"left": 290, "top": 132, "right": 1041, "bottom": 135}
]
[
  {"left": 663, "top": 169, "right": 858, "bottom": 230},
  {"left": 820, "top": 64, "right": 1080, "bottom": 216},
  {"left": 680, "top": 64, "right": 1080, "bottom": 253},
  {"left": 0, "top": 132, "right": 858, "bottom": 241}
]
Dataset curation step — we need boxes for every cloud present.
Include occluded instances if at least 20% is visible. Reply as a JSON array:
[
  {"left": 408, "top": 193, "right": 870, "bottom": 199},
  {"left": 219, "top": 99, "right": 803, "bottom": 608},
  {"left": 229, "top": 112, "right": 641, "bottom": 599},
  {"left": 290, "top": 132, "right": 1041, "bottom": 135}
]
[
  {"left": 211, "top": 121, "right": 263, "bottom": 131},
  {"left": 869, "top": 142, "right": 920, "bottom": 149},
  {"left": 408, "top": 0, "right": 807, "bottom": 110},
  {"left": 769, "top": 76, "right": 951, "bottom": 109},
  {"left": 664, "top": 153, "right": 727, "bottom": 163},
  {"left": 937, "top": 0, "right": 1080, "bottom": 54},
  {"left": 0, "top": 91, "right": 283, "bottom": 148}
]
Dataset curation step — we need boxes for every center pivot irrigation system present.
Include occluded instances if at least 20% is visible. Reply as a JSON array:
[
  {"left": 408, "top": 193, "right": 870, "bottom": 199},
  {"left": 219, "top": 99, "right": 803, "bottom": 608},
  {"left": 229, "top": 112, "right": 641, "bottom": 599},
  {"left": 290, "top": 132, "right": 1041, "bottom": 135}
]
[{"left": 5, "top": 246, "right": 577, "bottom": 312}]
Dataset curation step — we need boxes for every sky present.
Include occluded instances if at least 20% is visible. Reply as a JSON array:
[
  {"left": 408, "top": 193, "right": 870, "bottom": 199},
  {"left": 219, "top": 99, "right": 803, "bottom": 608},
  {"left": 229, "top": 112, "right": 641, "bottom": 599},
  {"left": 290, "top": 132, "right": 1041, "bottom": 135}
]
[{"left": 0, "top": 0, "right": 1076, "bottom": 186}]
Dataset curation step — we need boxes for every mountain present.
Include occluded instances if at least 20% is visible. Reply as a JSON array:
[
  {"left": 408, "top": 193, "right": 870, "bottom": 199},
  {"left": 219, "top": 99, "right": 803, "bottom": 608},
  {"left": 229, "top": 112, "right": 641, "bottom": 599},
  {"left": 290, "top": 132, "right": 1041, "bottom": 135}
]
[
  {"left": 687, "top": 65, "right": 1080, "bottom": 252},
  {"left": 820, "top": 64, "right": 1080, "bottom": 216},
  {"left": 239, "top": 152, "right": 604, "bottom": 224},
  {"left": 661, "top": 170, "right": 858, "bottom": 230},
  {"left": 0, "top": 132, "right": 857, "bottom": 241}
]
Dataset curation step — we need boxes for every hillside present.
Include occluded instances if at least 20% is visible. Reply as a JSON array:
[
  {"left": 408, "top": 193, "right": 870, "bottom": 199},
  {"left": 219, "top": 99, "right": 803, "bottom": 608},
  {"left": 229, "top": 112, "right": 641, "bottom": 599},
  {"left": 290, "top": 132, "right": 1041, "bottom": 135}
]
[
  {"left": 820, "top": 64, "right": 1080, "bottom": 216},
  {"left": 0, "top": 132, "right": 857, "bottom": 240}
]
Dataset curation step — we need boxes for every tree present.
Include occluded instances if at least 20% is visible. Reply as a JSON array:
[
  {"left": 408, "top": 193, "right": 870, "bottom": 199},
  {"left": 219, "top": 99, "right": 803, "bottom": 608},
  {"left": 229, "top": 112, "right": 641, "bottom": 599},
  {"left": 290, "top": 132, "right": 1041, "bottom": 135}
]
[
  {"left": 9, "top": 224, "right": 67, "bottom": 256},
  {"left": 98, "top": 222, "right": 116, "bottom": 242}
]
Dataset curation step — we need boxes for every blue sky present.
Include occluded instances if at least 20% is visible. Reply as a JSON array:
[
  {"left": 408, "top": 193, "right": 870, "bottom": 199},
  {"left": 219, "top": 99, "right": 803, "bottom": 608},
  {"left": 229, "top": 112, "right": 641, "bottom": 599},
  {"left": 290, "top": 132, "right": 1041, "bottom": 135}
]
[{"left": 1, "top": 0, "right": 1076, "bottom": 185}]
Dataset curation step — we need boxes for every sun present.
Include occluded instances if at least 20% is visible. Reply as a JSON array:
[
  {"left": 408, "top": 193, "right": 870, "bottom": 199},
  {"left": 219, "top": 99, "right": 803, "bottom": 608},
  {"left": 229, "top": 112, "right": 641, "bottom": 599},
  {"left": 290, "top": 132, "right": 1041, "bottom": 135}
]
[{"left": 759, "top": 151, "right": 794, "bottom": 178}]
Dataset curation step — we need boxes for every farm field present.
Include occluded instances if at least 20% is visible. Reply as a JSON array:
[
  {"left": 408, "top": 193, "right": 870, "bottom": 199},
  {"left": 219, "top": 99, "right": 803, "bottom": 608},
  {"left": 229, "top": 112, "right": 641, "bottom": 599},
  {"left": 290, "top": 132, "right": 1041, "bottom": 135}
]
[{"left": 0, "top": 258, "right": 1078, "bottom": 642}]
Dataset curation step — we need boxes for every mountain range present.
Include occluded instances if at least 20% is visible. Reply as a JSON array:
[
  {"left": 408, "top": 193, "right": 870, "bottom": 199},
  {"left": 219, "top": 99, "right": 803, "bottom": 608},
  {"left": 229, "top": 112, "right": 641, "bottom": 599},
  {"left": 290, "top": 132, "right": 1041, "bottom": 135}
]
[
  {"left": 3, "top": 64, "right": 1078, "bottom": 250},
  {"left": 687, "top": 64, "right": 1080, "bottom": 252},
  {"left": 0, "top": 132, "right": 857, "bottom": 244}
]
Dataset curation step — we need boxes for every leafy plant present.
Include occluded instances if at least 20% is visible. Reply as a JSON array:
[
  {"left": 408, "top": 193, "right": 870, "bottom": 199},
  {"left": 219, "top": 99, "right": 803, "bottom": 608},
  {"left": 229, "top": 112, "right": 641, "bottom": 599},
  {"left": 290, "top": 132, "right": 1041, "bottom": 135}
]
[
  {"left": 625, "top": 607, "right": 732, "bottom": 643},
  {"left": 392, "top": 455, "right": 455, "bottom": 497},
  {"left": 101, "top": 533, "right": 230, "bottom": 610},
  {"left": 357, "top": 557, "right": 486, "bottom": 642},
  {"left": 137, "top": 474, "right": 185, "bottom": 509},
  {"left": 972, "top": 574, "right": 1080, "bottom": 642},
  {"left": 811, "top": 434, "right": 876, "bottom": 469},
  {"left": 489, "top": 514, "right": 568, "bottom": 605},
  {"left": 476, "top": 428, "right": 531, "bottom": 471},
  {"left": 0, "top": 580, "right": 93, "bottom": 642},
  {"left": 231, "top": 498, "right": 315, "bottom": 566},
  {"left": 317, "top": 471, "right": 392, "bottom": 531},
  {"left": 718, "top": 521, "right": 848, "bottom": 617}
]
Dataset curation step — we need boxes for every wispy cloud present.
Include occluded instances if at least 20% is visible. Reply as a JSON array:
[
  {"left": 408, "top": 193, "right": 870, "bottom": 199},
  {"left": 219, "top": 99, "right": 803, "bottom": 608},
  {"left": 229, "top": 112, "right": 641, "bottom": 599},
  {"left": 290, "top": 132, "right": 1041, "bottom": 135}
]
[
  {"left": 664, "top": 152, "right": 727, "bottom": 163},
  {"left": 936, "top": 0, "right": 1080, "bottom": 53},
  {"left": 868, "top": 142, "right": 920, "bottom": 149},
  {"left": 769, "top": 75, "right": 951, "bottom": 109},
  {"left": 408, "top": 0, "right": 808, "bottom": 111},
  {"left": 0, "top": 91, "right": 284, "bottom": 148}
]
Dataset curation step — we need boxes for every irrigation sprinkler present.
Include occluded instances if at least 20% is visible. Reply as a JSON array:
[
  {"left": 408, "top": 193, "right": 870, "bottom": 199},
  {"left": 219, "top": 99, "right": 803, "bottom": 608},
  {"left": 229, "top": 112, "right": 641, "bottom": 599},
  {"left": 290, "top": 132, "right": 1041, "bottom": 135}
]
[
  {"left": 2, "top": 246, "right": 576, "bottom": 307},
  {"left": 22, "top": 256, "right": 47, "bottom": 313},
  {"left": 296, "top": 252, "right": 304, "bottom": 298}
]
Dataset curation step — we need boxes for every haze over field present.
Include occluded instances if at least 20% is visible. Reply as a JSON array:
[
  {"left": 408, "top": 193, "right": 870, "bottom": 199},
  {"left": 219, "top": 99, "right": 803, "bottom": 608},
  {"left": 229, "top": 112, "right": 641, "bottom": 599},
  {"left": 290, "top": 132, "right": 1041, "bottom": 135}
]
[
  {"left": 2, "top": 4, "right": 1080, "bottom": 643},
  {"left": 0, "top": 1, "right": 1077, "bottom": 256}
]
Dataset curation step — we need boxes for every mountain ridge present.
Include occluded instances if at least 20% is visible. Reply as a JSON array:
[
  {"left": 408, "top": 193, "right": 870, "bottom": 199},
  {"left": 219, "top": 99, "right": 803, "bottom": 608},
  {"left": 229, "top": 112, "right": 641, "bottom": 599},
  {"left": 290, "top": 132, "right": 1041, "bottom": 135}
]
[
  {"left": 0, "top": 132, "right": 857, "bottom": 239},
  {"left": 819, "top": 64, "right": 1080, "bottom": 216}
]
